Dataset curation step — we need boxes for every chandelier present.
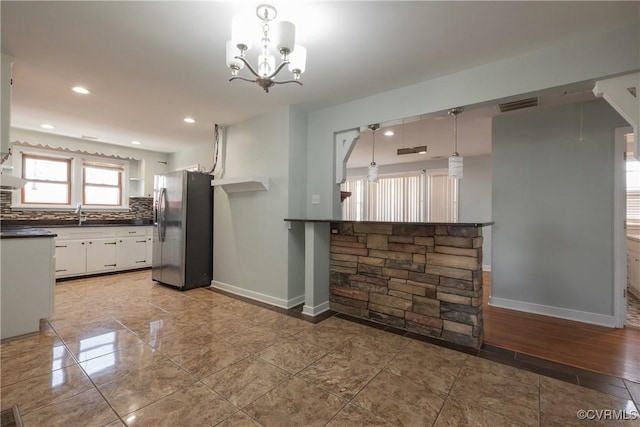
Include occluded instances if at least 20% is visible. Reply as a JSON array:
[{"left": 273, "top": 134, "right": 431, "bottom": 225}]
[{"left": 226, "top": 4, "right": 307, "bottom": 93}]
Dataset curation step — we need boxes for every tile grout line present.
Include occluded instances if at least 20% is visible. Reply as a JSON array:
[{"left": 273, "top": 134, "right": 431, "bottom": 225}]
[{"left": 44, "top": 318, "right": 127, "bottom": 427}]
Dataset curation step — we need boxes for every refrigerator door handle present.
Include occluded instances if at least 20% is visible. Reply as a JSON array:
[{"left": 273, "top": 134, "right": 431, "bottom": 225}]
[
  {"left": 153, "top": 198, "right": 159, "bottom": 225},
  {"left": 159, "top": 187, "right": 167, "bottom": 242}
]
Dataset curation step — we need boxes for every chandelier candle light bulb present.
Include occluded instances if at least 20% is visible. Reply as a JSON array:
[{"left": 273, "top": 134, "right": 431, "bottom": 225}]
[{"left": 226, "top": 4, "right": 306, "bottom": 92}]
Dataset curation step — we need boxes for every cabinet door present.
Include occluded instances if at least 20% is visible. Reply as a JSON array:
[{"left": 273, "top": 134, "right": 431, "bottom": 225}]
[
  {"left": 631, "top": 253, "right": 640, "bottom": 295},
  {"left": 54, "top": 240, "right": 86, "bottom": 277},
  {"left": 116, "top": 237, "right": 147, "bottom": 269},
  {"left": 86, "top": 238, "right": 117, "bottom": 272},
  {"left": 146, "top": 236, "right": 153, "bottom": 266}
]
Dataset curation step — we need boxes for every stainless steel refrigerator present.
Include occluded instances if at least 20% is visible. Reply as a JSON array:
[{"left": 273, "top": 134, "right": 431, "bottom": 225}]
[{"left": 152, "top": 170, "right": 213, "bottom": 290}]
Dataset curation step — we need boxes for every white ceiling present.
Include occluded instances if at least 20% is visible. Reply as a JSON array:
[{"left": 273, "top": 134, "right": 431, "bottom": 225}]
[{"left": 1, "top": 1, "right": 638, "bottom": 154}]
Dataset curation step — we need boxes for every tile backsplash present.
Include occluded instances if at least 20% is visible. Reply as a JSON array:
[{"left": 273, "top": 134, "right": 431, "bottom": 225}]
[{"left": 0, "top": 192, "right": 153, "bottom": 222}]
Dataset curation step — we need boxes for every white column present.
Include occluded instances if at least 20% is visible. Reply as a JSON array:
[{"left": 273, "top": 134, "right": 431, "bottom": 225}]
[{"left": 302, "top": 221, "right": 330, "bottom": 316}]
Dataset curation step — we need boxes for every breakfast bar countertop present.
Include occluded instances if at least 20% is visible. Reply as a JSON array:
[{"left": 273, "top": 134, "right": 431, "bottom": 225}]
[
  {"left": 285, "top": 218, "right": 494, "bottom": 227},
  {"left": 0, "top": 219, "right": 153, "bottom": 228}
]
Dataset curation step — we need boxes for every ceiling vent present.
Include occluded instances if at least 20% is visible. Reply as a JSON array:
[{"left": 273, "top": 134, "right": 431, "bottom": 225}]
[
  {"left": 397, "top": 146, "right": 428, "bottom": 155},
  {"left": 497, "top": 97, "right": 539, "bottom": 113}
]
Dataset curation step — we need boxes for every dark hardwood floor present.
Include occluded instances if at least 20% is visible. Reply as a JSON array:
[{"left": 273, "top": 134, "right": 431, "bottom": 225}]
[{"left": 483, "top": 273, "right": 640, "bottom": 383}]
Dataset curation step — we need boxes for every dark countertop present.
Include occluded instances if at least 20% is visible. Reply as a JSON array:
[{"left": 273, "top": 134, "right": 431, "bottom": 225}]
[
  {"left": 284, "top": 219, "right": 494, "bottom": 227},
  {"left": 1, "top": 219, "right": 153, "bottom": 228},
  {"left": 0, "top": 228, "right": 57, "bottom": 239}
]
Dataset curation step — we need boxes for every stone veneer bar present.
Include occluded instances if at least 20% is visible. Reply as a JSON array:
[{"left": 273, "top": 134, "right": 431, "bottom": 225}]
[{"left": 328, "top": 220, "right": 493, "bottom": 348}]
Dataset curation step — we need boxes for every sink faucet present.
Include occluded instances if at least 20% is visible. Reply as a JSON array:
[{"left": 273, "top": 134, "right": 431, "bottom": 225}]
[{"left": 75, "top": 203, "right": 86, "bottom": 225}]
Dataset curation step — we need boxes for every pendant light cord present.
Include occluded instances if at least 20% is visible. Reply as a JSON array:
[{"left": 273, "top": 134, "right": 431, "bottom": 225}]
[
  {"left": 372, "top": 128, "right": 376, "bottom": 163},
  {"left": 453, "top": 113, "right": 458, "bottom": 153}
]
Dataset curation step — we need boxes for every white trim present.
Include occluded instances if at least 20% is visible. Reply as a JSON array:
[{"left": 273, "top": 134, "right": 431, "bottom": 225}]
[
  {"left": 488, "top": 296, "right": 616, "bottom": 328},
  {"left": 210, "top": 280, "right": 304, "bottom": 309},
  {"left": 11, "top": 145, "right": 131, "bottom": 209},
  {"left": 302, "top": 301, "right": 331, "bottom": 317},
  {"left": 482, "top": 264, "right": 492, "bottom": 272},
  {"left": 614, "top": 127, "right": 631, "bottom": 327}
]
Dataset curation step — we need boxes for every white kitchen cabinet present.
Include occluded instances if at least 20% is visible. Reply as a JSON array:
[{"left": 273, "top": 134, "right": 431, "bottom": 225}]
[
  {"left": 44, "top": 226, "right": 152, "bottom": 278},
  {"left": 117, "top": 236, "right": 148, "bottom": 269},
  {"left": 1, "top": 235, "right": 55, "bottom": 339},
  {"left": 628, "top": 237, "right": 640, "bottom": 298},
  {"left": 55, "top": 239, "right": 87, "bottom": 277},
  {"left": 146, "top": 235, "right": 153, "bottom": 267},
  {"left": 87, "top": 238, "right": 117, "bottom": 273}
]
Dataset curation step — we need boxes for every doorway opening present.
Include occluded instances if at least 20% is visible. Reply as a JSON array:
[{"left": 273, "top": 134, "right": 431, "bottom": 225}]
[{"left": 625, "top": 131, "right": 640, "bottom": 329}]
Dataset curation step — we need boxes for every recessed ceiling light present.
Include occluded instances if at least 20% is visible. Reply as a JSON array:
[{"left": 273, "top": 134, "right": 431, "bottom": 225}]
[
  {"left": 131, "top": 140, "right": 141, "bottom": 145},
  {"left": 183, "top": 117, "right": 195, "bottom": 124},
  {"left": 384, "top": 130, "right": 394, "bottom": 136},
  {"left": 40, "top": 124, "right": 55, "bottom": 130},
  {"left": 72, "top": 86, "right": 90, "bottom": 95}
]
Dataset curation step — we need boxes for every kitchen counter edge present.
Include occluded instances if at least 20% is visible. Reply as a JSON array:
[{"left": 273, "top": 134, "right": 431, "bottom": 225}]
[{"left": 284, "top": 219, "right": 494, "bottom": 227}]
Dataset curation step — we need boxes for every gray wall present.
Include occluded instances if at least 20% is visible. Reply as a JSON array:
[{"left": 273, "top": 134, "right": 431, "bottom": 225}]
[
  {"left": 347, "top": 155, "right": 492, "bottom": 267},
  {"left": 491, "top": 100, "right": 627, "bottom": 321},
  {"left": 168, "top": 106, "right": 307, "bottom": 307}
]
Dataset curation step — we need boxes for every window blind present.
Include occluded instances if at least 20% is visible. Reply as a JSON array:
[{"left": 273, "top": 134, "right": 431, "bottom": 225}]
[{"left": 627, "top": 158, "right": 640, "bottom": 225}]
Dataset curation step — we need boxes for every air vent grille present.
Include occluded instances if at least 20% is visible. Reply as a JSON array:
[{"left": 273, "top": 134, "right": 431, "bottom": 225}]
[{"left": 498, "top": 97, "right": 539, "bottom": 113}]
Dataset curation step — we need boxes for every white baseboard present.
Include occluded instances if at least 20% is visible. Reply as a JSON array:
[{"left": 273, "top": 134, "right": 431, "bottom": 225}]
[
  {"left": 302, "top": 301, "right": 330, "bottom": 317},
  {"left": 482, "top": 264, "right": 492, "bottom": 272},
  {"left": 211, "top": 280, "right": 304, "bottom": 309},
  {"left": 488, "top": 296, "right": 616, "bottom": 328}
]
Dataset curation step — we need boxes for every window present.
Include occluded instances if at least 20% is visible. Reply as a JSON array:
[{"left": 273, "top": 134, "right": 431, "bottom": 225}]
[
  {"left": 83, "top": 162, "right": 123, "bottom": 206},
  {"left": 13, "top": 147, "right": 129, "bottom": 210},
  {"left": 21, "top": 154, "right": 71, "bottom": 205},
  {"left": 342, "top": 169, "right": 457, "bottom": 222},
  {"left": 426, "top": 169, "right": 458, "bottom": 222}
]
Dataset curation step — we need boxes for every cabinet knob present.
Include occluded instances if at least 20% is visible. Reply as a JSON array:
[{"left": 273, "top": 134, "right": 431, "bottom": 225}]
[{"left": 81, "top": 242, "right": 85, "bottom": 245}]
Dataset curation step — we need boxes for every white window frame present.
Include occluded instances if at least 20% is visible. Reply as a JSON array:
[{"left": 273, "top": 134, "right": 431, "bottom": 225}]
[
  {"left": 11, "top": 147, "right": 130, "bottom": 211},
  {"left": 627, "top": 154, "right": 640, "bottom": 232},
  {"left": 342, "top": 169, "right": 458, "bottom": 222}
]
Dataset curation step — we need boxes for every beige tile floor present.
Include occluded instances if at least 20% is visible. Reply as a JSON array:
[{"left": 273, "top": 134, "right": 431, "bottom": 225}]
[{"left": 1, "top": 270, "right": 639, "bottom": 426}]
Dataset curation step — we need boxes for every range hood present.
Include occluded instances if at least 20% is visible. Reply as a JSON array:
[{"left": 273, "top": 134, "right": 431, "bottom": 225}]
[{"left": 0, "top": 173, "right": 27, "bottom": 190}]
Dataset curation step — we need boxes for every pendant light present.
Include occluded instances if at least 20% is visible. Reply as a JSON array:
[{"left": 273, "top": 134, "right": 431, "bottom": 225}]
[
  {"left": 368, "top": 123, "right": 380, "bottom": 183},
  {"left": 448, "top": 107, "right": 464, "bottom": 179}
]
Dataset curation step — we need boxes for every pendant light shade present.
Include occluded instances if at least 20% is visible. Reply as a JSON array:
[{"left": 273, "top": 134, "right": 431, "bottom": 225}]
[
  {"left": 367, "top": 123, "right": 380, "bottom": 183},
  {"left": 368, "top": 163, "right": 379, "bottom": 183},
  {"left": 448, "top": 107, "right": 464, "bottom": 179},
  {"left": 448, "top": 153, "right": 463, "bottom": 179}
]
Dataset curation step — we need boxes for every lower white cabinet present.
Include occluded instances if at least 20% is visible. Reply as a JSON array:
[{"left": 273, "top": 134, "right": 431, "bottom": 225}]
[
  {"left": 146, "top": 235, "right": 153, "bottom": 268},
  {"left": 628, "top": 237, "right": 640, "bottom": 298},
  {"left": 46, "top": 226, "right": 152, "bottom": 278},
  {"left": 87, "top": 238, "right": 118, "bottom": 272},
  {"left": 55, "top": 239, "right": 87, "bottom": 276},
  {"left": 117, "top": 236, "right": 148, "bottom": 269},
  {"left": 1, "top": 236, "right": 56, "bottom": 339}
]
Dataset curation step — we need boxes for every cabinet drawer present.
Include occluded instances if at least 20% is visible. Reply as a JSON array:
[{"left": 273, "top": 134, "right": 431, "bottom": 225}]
[
  {"left": 116, "top": 227, "right": 147, "bottom": 237},
  {"left": 627, "top": 237, "right": 640, "bottom": 253}
]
